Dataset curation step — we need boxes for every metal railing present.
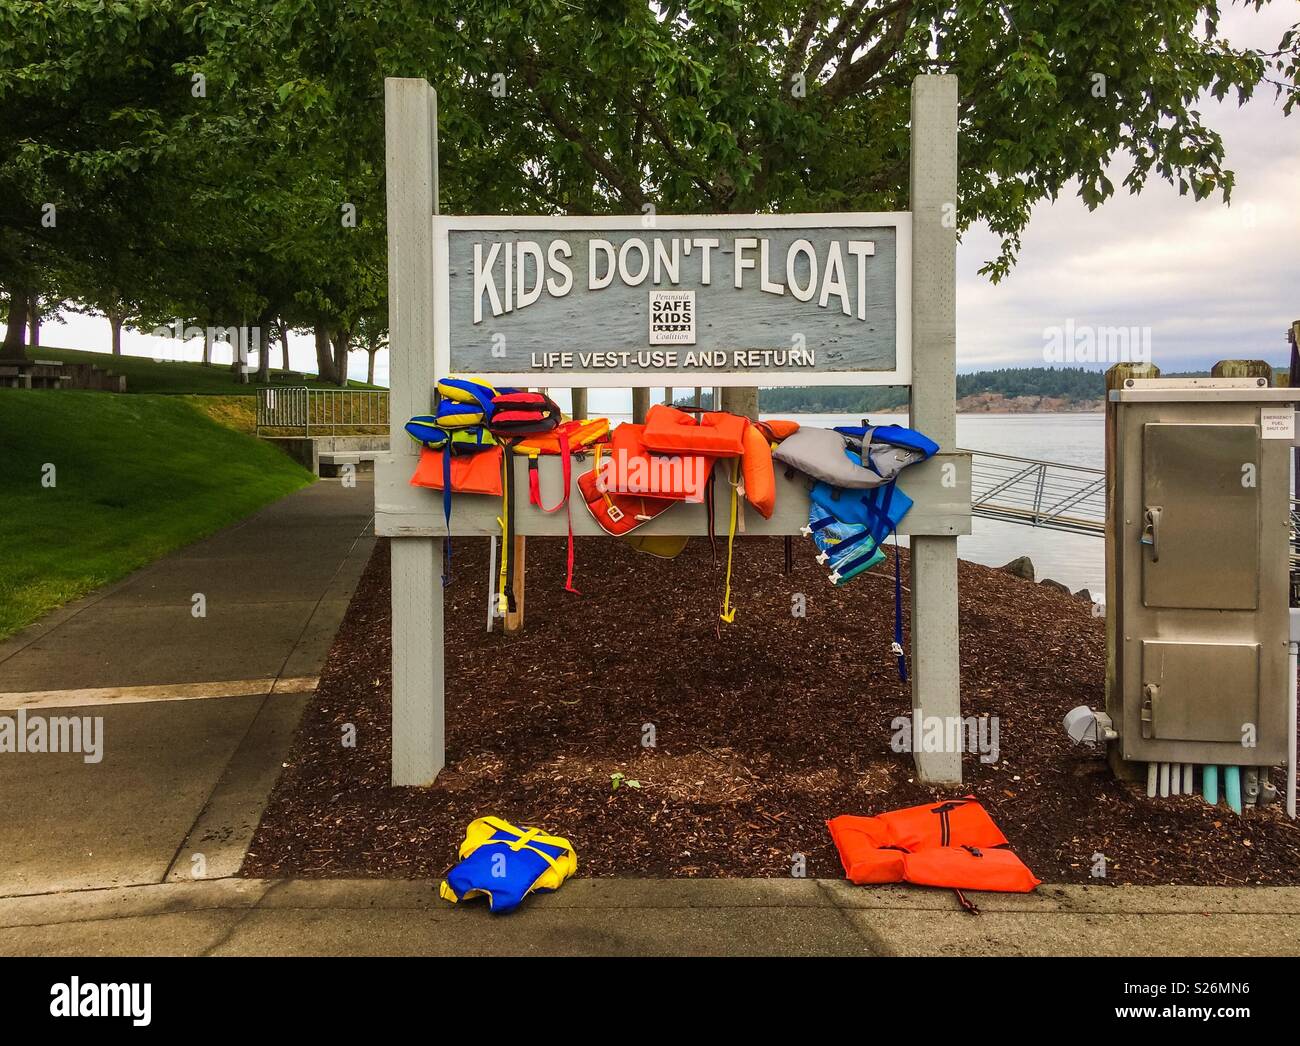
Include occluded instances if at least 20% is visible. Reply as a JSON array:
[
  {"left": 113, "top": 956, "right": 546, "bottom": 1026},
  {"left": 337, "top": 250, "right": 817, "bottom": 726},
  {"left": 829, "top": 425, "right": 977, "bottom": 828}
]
[
  {"left": 968, "top": 449, "right": 1299, "bottom": 567},
  {"left": 966, "top": 449, "right": 1106, "bottom": 536},
  {"left": 256, "top": 387, "right": 388, "bottom": 435}
]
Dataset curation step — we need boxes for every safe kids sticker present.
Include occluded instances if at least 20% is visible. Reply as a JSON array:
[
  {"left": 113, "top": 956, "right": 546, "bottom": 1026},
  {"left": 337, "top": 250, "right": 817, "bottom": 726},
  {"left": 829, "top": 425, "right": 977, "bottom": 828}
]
[{"left": 649, "top": 290, "right": 695, "bottom": 345}]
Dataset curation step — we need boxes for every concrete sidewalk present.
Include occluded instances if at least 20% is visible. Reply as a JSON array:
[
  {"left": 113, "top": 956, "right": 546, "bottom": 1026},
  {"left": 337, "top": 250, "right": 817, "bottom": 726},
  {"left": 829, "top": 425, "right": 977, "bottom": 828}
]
[
  {"left": 3, "top": 877, "right": 1299, "bottom": 957},
  {"left": 0, "top": 478, "right": 375, "bottom": 896}
]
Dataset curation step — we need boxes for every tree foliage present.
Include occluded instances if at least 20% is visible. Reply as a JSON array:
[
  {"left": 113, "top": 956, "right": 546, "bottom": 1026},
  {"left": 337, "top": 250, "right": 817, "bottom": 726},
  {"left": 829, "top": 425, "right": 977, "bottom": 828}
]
[{"left": 0, "top": 0, "right": 1294, "bottom": 371}]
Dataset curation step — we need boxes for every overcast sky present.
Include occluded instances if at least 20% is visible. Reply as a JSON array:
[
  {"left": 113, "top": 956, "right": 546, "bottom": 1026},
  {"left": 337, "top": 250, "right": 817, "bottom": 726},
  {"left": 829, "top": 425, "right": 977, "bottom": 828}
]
[{"left": 28, "top": 3, "right": 1299, "bottom": 403}]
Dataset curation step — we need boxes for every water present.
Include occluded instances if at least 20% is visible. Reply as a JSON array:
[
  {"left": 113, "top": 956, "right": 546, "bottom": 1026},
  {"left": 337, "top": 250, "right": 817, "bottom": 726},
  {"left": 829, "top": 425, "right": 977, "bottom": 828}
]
[
  {"left": 599, "top": 409, "right": 1108, "bottom": 593},
  {"left": 785, "top": 411, "right": 1107, "bottom": 594}
]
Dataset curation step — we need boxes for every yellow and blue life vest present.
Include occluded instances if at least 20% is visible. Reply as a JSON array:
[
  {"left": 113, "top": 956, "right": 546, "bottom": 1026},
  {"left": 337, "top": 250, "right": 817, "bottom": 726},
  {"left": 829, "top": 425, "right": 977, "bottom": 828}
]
[{"left": 439, "top": 817, "right": 577, "bottom": 913}]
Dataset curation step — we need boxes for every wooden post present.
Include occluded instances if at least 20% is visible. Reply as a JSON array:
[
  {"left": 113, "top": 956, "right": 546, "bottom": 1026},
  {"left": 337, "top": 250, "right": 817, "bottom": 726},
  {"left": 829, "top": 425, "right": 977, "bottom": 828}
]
[
  {"left": 504, "top": 536, "right": 526, "bottom": 632},
  {"left": 664, "top": 386, "right": 674, "bottom": 406},
  {"left": 384, "top": 78, "right": 444, "bottom": 786},
  {"left": 632, "top": 386, "right": 650, "bottom": 423},
  {"left": 907, "top": 74, "right": 961, "bottom": 785},
  {"left": 720, "top": 386, "right": 759, "bottom": 420},
  {"left": 1211, "top": 359, "right": 1274, "bottom": 384},
  {"left": 693, "top": 386, "right": 702, "bottom": 408},
  {"left": 571, "top": 387, "right": 588, "bottom": 420}
]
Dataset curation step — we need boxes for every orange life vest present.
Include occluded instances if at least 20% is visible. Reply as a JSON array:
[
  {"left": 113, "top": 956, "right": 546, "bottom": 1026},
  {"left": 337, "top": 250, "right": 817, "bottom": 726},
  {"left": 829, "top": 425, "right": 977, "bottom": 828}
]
[
  {"left": 410, "top": 445, "right": 504, "bottom": 496},
  {"left": 740, "top": 422, "right": 775, "bottom": 519},
  {"left": 577, "top": 440, "right": 678, "bottom": 536},
  {"left": 641, "top": 403, "right": 747, "bottom": 456},
  {"left": 827, "top": 797, "right": 1040, "bottom": 895}
]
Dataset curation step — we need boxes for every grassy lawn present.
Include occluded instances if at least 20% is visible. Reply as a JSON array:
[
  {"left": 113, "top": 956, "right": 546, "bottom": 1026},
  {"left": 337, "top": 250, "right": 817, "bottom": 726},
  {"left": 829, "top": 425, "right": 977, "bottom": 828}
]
[
  {"left": 29, "top": 345, "right": 381, "bottom": 395},
  {"left": 0, "top": 390, "right": 316, "bottom": 639}
]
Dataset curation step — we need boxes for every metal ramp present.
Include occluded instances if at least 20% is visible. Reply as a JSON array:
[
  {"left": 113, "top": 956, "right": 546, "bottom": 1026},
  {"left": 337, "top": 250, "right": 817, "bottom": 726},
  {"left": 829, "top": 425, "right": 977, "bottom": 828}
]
[
  {"left": 965, "top": 449, "right": 1105, "bottom": 536},
  {"left": 967, "top": 448, "right": 1299, "bottom": 568}
]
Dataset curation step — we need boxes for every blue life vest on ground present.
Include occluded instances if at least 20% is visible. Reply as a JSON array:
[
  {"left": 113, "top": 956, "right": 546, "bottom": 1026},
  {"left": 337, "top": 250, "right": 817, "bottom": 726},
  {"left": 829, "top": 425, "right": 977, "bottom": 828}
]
[{"left": 439, "top": 817, "right": 577, "bottom": 914}]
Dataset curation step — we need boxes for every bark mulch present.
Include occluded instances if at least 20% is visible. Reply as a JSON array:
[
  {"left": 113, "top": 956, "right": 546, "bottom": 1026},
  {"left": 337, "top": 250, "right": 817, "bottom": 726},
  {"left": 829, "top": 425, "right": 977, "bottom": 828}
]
[{"left": 243, "top": 535, "right": 1300, "bottom": 885}]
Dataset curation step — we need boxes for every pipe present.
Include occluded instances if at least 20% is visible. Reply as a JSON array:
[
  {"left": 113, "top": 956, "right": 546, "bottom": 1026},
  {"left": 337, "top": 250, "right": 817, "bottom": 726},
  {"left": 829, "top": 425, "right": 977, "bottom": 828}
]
[
  {"left": 1182, "top": 763, "right": 1194, "bottom": 795},
  {"left": 1146, "top": 761, "right": 1158, "bottom": 798},
  {"left": 1289, "top": 637, "right": 1298, "bottom": 819},
  {"left": 486, "top": 536, "right": 498, "bottom": 632},
  {"left": 1225, "top": 766, "right": 1243, "bottom": 815},
  {"left": 1159, "top": 762, "right": 1170, "bottom": 798},
  {"left": 1203, "top": 765, "right": 1219, "bottom": 806}
]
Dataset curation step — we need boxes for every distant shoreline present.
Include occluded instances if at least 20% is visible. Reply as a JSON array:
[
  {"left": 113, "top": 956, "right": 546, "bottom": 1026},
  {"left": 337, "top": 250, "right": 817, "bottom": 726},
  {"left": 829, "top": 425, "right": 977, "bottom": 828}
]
[{"left": 775, "top": 394, "right": 1105, "bottom": 415}]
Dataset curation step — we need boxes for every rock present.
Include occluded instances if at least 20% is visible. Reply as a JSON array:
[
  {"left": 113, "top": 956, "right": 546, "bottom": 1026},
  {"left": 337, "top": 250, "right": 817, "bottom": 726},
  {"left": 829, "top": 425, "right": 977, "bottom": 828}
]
[
  {"left": 1074, "top": 588, "right": 1093, "bottom": 602},
  {"left": 1040, "top": 578, "right": 1070, "bottom": 594},
  {"left": 998, "top": 556, "right": 1035, "bottom": 581}
]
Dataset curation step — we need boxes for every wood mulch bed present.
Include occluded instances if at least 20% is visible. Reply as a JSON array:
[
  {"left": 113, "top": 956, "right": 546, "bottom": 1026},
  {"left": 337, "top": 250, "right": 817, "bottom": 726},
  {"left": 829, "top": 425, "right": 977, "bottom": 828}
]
[{"left": 243, "top": 535, "right": 1300, "bottom": 885}]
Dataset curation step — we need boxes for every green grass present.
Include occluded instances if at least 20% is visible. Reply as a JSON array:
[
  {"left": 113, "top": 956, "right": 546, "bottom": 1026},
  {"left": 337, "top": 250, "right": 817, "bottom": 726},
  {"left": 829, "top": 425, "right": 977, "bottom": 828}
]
[
  {"left": 0, "top": 390, "right": 316, "bottom": 639},
  {"left": 28, "top": 345, "right": 381, "bottom": 396}
]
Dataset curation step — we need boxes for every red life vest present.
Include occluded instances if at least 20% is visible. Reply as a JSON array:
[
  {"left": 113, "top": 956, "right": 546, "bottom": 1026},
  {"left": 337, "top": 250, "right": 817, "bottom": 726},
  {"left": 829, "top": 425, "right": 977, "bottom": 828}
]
[{"left": 827, "top": 797, "right": 1040, "bottom": 894}]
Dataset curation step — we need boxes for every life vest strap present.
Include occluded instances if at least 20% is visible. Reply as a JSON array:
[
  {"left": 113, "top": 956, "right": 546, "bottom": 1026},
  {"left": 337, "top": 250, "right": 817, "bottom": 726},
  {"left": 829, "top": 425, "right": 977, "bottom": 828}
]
[
  {"left": 892, "top": 532, "right": 907, "bottom": 682},
  {"left": 441, "top": 446, "right": 453, "bottom": 586},
  {"left": 720, "top": 458, "right": 740, "bottom": 623}
]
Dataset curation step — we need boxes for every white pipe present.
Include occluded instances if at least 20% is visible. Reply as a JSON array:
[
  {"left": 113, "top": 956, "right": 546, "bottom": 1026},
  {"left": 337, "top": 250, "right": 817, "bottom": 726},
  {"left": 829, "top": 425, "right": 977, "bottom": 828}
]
[
  {"left": 1146, "top": 761, "right": 1157, "bottom": 798},
  {"left": 1182, "top": 763, "right": 1194, "bottom": 796},
  {"left": 1159, "top": 762, "right": 1170, "bottom": 798},
  {"left": 1289, "top": 639, "right": 1297, "bottom": 820},
  {"left": 486, "top": 536, "right": 498, "bottom": 633}
]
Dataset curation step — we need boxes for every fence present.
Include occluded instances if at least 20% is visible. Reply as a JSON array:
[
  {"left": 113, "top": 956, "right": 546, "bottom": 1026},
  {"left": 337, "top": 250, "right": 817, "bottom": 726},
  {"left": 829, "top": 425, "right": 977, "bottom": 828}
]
[{"left": 256, "top": 387, "right": 388, "bottom": 435}]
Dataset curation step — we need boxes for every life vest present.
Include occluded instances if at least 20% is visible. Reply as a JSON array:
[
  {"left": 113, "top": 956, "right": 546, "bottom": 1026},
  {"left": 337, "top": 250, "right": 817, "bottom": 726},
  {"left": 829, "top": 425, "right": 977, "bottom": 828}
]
[
  {"left": 835, "top": 423, "right": 940, "bottom": 460},
  {"left": 827, "top": 798, "right": 1039, "bottom": 904},
  {"left": 509, "top": 417, "right": 610, "bottom": 595},
  {"left": 803, "top": 476, "right": 915, "bottom": 678},
  {"left": 754, "top": 418, "right": 800, "bottom": 444},
  {"left": 410, "top": 445, "right": 503, "bottom": 496},
  {"left": 592, "top": 422, "right": 716, "bottom": 502},
  {"left": 740, "top": 421, "right": 776, "bottom": 519},
  {"left": 439, "top": 816, "right": 577, "bottom": 914},
  {"left": 435, "top": 376, "right": 502, "bottom": 429},
  {"left": 407, "top": 393, "right": 502, "bottom": 585},
  {"left": 577, "top": 442, "right": 678, "bottom": 536},
  {"left": 641, "top": 403, "right": 747, "bottom": 456}
]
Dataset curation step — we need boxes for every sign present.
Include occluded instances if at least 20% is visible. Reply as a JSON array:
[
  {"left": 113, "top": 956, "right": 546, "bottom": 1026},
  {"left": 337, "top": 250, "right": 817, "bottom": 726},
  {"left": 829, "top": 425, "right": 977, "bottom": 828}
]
[
  {"left": 434, "top": 214, "right": 911, "bottom": 387},
  {"left": 1261, "top": 406, "right": 1296, "bottom": 440}
]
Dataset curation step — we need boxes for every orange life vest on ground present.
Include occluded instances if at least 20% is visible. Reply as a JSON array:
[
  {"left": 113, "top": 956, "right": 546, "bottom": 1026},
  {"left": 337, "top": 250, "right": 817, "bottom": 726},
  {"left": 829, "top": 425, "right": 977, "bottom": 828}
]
[{"left": 827, "top": 797, "right": 1040, "bottom": 896}]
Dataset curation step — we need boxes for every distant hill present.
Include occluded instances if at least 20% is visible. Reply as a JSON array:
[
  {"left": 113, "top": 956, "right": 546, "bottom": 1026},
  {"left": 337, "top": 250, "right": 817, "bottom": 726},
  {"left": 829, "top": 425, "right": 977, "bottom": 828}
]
[{"left": 751, "top": 366, "right": 1224, "bottom": 415}]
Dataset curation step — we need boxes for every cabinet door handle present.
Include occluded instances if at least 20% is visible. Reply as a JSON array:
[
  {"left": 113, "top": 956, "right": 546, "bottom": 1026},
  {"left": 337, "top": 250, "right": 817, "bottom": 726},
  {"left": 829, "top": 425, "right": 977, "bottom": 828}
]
[{"left": 1142, "top": 505, "right": 1162, "bottom": 563}]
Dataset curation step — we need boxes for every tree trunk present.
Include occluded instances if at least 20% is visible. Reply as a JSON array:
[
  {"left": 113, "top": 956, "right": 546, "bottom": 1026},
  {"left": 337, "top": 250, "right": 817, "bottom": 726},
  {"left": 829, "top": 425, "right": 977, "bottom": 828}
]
[
  {"left": 108, "top": 311, "right": 124, "bottom": 355},
  {"left": 255, "top": 306, "right": 275, "bottom": 384},
  {"left": 280, "top": 319, "right": 291, "bottom": 371},
  {"left": 331, "top": 327, "right": 351, "bottom": 387},
  {"left": 2, "top": 292, "right": 29, "bottom": 361},
  {"left": 202, "top": 326, "right": 213, "bottom": 366},
  {"left": 314, "top": 325, "right": 338, "bottom": 384},
  {"left": 28, "top": 297, "right": 40, "bottom": 349},
  {"left": 366, "top": 348, "right": 378, "bottom": 385}
]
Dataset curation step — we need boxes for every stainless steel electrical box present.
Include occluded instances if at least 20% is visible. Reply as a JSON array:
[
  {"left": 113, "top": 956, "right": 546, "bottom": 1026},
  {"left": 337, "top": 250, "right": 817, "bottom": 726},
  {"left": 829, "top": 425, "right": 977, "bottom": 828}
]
[{"left": 1107, "top": 377, "right": 1298, "bottom": 766}]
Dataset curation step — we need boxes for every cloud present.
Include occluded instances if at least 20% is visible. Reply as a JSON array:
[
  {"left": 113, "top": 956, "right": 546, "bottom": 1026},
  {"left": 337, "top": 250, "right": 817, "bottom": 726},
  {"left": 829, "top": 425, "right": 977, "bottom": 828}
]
[{"left": 958, "top": 4, "right": 1300, "bottom": 373}]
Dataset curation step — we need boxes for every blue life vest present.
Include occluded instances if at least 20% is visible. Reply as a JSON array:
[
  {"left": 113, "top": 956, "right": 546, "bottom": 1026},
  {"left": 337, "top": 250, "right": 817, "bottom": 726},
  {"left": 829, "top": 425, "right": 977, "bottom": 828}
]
[
  {"left": 803, "top": 476, "right": 915, "bottom": 680},
  {"left": 834, "top": 423, "right": 940, "bottom": 459},
  {"left": 439, "top": 817, "right": 577, "bottom": 914}
]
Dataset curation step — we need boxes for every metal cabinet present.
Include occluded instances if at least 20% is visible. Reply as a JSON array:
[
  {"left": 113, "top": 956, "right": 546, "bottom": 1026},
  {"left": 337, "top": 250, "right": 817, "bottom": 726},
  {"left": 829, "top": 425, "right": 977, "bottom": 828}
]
[{"left": 1109, "top": 379, "right": 1296, "bottom": 767}]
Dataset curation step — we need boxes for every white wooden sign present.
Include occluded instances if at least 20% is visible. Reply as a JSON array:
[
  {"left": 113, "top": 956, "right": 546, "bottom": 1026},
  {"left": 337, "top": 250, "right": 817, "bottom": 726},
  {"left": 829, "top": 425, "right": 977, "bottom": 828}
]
[{"left": 435, "top": 214, "right": 912, "bottom": 387}]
